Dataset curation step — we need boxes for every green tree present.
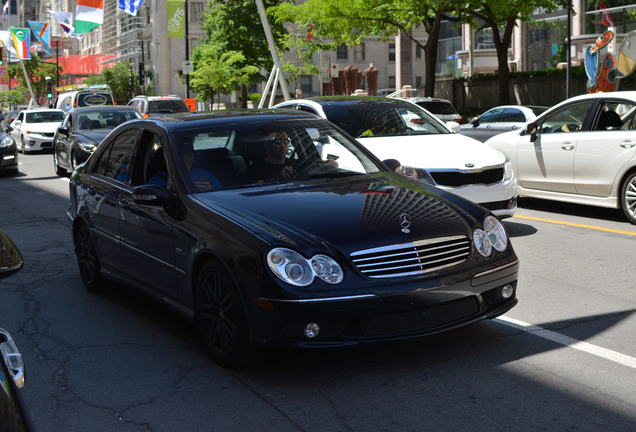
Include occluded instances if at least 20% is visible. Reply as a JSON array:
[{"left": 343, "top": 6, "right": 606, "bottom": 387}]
[
  {"left": 84, "top": 61, "right": 139, "bottom": 103},
  {"left": 202, "top": 0, "right": 287, "bottom": 107},
  {"left": 7, "top": 56, "right": 62, "bottom": 104},
  {"left": 0, "top": 88, "right": 28, "bottom": 109},
  {"left": 190, "top": 43, "right": 259, "bottom": 107},
  {"left": 463, "top": 0, "right": 568, "bottom": 104},
  {"left": 274, "top": 0, "right": 460, "bottom": 97}
]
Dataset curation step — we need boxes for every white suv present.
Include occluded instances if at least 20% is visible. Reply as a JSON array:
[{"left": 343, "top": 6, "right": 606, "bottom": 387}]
[{"left": 274, "top": 97, "right": 518, "bottom": 218}]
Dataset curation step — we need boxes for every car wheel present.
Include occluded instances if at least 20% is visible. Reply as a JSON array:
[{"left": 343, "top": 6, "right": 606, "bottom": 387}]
[
  {"left": 74, "top": 223, "right": 105, "bottom": 293},
  {"left": 53, "top": 150, "right": 66, "bottom": 176},
  {"left": 194, "top": 260, "right": 250, "bottom": 368},
  {"left": 620, "top": 171, "right": 636, "bottom": 224}
]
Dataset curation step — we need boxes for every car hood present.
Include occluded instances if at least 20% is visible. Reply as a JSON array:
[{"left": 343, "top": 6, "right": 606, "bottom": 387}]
[
  {"left": 194, "top": 174, "right": 480, "bottom": 256},
  {"left": 357, "top": 133, "right": 506, "bottom": 170},
  {"left": 24, "top": 122, "right": 62, "bottom": 133},
  {"left": 75, "top": 130, "right": 110, "bottom": 144}
]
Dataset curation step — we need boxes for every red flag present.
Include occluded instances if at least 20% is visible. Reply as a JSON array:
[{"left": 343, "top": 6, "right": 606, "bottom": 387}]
[
  {"left": 600, "top": 2, "right": 613, "bottom": 27},
  {"left": 306, "top": 24, "right": 314, "bottom": 41}
]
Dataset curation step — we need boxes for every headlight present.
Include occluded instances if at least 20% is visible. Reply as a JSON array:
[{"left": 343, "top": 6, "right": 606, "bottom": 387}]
[
  {"left": 484, "top": 215, "right": 508, "bottom": 252},
  {"left": 503, "top": 159, "right": 513, "bottom": 181},
  {"left": 401, "top": 166, "right": 435, "bottom": 185},
  {"left": 473, "top": 216, "right": 508, "bottom": 257},
  {"left": 267, "top": 248, "right": 343, "bottom": 286},
  {"left": 0, "top": 136, "right": 12, "bottom": 148}
]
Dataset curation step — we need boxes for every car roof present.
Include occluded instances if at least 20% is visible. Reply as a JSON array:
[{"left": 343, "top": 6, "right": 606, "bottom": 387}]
[
  {"left": 138, "top": 110, "right": 319, "bottom": 130},
  {"left": 305, "top": 96, "right": 414, "bottom": 105},
  {"left": 71, "top": 105, "right": 139, "bottom": 113},
  {"left": 400, "top": 97, "right": 453, "bottom": 104},
  {"left": 21, "top": 108, "right": 64, "bottom": 113},
  {"left": 133, "top": 95, "right": 183, "bottom": 100}
]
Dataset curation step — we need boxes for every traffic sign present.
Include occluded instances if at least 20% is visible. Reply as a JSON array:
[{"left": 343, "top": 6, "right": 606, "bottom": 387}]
[{"left": 182, "top": 60, "right": 194, "bottom": 75}]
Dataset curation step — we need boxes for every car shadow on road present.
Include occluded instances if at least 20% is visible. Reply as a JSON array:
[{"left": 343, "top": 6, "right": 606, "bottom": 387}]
[
  {"left": 502, "top": 219, "right": 538, "bottom": 237},
  {"left": 519, "top": 197, "right": 627, "bottom": 223}
]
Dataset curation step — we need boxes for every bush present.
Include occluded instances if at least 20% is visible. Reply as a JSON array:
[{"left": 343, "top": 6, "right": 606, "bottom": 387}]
[{"left": 248, "top": 93, "right": 262, "bottom": 102}]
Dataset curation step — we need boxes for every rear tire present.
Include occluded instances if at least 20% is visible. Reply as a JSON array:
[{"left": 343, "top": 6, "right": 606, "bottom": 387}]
[
  {"left": 194, "top": 260, "right": 250, "bottom": 368},
  {"left": 74, "top": 222, "right": 105, "bottom": 293},
  {"left": 620, "top": 171, "right": 636, "bottom": 224}
]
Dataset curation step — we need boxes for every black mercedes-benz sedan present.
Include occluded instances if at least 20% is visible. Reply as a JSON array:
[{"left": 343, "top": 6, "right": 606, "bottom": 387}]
[
  {"left": 53, "top": 105, "right": 141, "bottom": 176},
  {"left": 67, "top": 111, "right": 519, "bottom": 367},
  {"left": 0, "top": 132, "right": 18, "bottom": 176}
]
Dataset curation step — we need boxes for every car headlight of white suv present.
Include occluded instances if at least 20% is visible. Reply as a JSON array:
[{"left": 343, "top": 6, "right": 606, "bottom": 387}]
[
  {"left": 503, "top": 159, "right": 513, "bottom": 182},
  {"left": 473, "top": 215, "right": 508, "bottom": 257}
]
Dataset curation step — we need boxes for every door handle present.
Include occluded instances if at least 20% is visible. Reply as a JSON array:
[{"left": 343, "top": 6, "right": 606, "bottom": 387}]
[
  {"left": 561, "top": 143, "right": 575, "bottom": 150},
  {"left": 620, "top": 141, "right": 635, "bottom": 148}
]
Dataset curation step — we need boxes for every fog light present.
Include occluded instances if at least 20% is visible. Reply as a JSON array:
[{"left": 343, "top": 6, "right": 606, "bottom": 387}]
[
  {"left": 304, "top": 323, "right": 320, "bottom": 338},
  {"left": 501, "top": 284, "right": 514, "bottom": 299}
]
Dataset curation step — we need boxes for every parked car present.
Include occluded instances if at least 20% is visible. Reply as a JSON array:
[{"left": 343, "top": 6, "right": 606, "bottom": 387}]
[
  {"left": 128, "top": 95, "right": 190, "bottom": 118},
  {"left": 485, "top": 91, "right": 636, "bottom": 224},
  {"left": 0, "top": 131, "right": 18, "bottom": 176},
  {"left": 0, "top": 230, "right": 33, "bottom": 432},
  {"left": 2, "top": 110, "right": 20, "bottom": 132},
  {"left": 68, "top": 110, "right": 519, "bottom": 367},
  {"left": 9, "top": 109, "right": 65, "bottom": 153},
  {"left": 53, "top": 106, "right": 141, "bottom": 176},
  {"left": 55, "top": 86, "right": 115, "bottom": 112},
  {"left": 377, "top": 88, "right": 396, "bottom": 97},
  {"left": 463, "top": 105, "right": 548, "bottom": 131},
  {"left": 273, "top": 97, "right": 518, "bottom": 218},
  {"left": 398, "top": 97, "right": 463, "bottom": 123}
]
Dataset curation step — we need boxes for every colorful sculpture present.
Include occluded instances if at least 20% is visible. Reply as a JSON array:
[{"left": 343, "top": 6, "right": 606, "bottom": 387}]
[{"left": 585, "top": 30, "right": 617, "bottom": 93}]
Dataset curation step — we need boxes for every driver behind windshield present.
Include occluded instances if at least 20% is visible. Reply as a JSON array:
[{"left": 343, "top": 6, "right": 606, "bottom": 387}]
[{"left": 250, "top": 131, "right": 295, "bottom": 182}]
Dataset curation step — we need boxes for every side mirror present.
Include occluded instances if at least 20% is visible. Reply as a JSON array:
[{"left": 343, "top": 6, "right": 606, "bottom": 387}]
[
  {"left": 57, "top": 126, "right": 69, "bottom": 135},
  {"left": 6, "top": 126, "right": 12, "bottom": 133},
  {"left": 445, "top": 121, "right": 461, "bottom": 132},
  {"left": 0, "top": 231, "right": 23, "bottom": 279},
  {"left": 132, "top": 184, "right": 172, "bottom": 205},
  {"left": 471, "top": 118, "right": 480, "bottom": 127},
  {"left": 526, "top": 122, "right": 538, "bottom": 142}
]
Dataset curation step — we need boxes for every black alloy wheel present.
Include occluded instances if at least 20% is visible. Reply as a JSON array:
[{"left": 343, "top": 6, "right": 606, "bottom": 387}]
[
  {"left": 53, "top": 148, "right": 66, "bottom": 176},
  {"left": 74, "top": 223, "right": 105, "bottom": 293},
  {"left": 621, "top": 171, "right": 636, "bottom": 224},
  {"left": 195, "top": 260, "right": 250, "bottom": 368}
]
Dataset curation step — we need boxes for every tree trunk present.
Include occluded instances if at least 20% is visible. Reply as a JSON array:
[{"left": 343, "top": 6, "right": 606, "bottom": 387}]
[
  {"left": 241, "top": 84, "right": 248, "bottom": 109},
  {"left": 492, "top": 18, "right": 516, "bottom": 105},
  {"left": 423, "top": 18, "right": 441, "bottom": 97}
]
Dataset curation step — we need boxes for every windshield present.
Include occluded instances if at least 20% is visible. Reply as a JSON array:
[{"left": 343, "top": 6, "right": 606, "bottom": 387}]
[
  {"left": 25, "top": 111, "right": 64, "bottom": 123},
  {"left": 77, "top": 92, "right": 114, "bottom": 107},
  {"left": 170, "top": 119, "right": 382, "bottom": 192},
  {"left": 416, "top": 101, "right": 458, "bottom": 115},
  {"left": 77, "top": 110, "right": 140, "bottom": 131},
  {"left": 148, "top": 99, "right": 188, "bottom": 114},
  {"left": 322, "top": 101, "right": 450, "bottom": 138}
]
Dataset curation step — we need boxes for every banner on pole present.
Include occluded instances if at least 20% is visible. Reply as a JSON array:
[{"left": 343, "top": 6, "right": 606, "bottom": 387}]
[
  {"left": 0, "top": 66, "right": 7, "bottom": 84},
  {"left": 167, "top": 1, "right": 185, "bottom": 38},
  {"left": 10, "top": 28, "right": 31, "bottom": 60},
  {"left": 27, "top": 21, "right": 52, "bottom": 54}
]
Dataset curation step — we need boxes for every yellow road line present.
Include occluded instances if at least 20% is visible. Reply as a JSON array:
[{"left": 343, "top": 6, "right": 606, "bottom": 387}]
[{"left": 513, "top": 214, "right": 636, "bottom": 237}]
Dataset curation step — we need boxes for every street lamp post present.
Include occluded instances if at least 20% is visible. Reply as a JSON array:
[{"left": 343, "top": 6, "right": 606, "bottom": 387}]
[
  {"left": 566, "top": 1, "right": 572, "bottom": 99},
  {"left": 185, "top": 0, "right": 190, "bottom": 99}
]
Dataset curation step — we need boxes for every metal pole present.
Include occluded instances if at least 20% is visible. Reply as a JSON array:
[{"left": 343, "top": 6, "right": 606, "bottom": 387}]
[
  {"left": 185, "top": 0, "right": 190, "bottom": 99},
  {"left": 268, "top": 67, "right": 280, "bottom": 108},
  {"left": 566, "top": 3, "right": 572, "bottom": 99},
  {"left": 254, "top": 0, "right": 290, "bottom": 101},
  {"left": 55, "top": 40, "right": 59, "bottom": 89},
  {"left": 258, "top": 67, "right": 276, "bottom": 108},
  {"left": 20, "top": 60, "right": 36, "bottom": 108}
]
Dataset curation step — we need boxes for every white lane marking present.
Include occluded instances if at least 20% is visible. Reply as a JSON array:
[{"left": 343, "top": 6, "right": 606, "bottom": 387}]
[
  {"left": 59, "top": 177, "right": 69, "bottom": 183},
  {"left": 496, "top": 316, "right": 636, "bottom": 370}
]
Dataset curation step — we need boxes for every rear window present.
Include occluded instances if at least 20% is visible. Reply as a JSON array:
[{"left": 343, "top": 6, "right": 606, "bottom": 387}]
[
  {"left": 77, "top": 110, "right": 141, "bottom": 130},
  {"left": 148, "top": 99, "right": 188, "bottom": 114},
  {"left": 416, "top": 101, "right": 458, "bottom": 115},
  {"left": 77, "top": 92, "right": 114, "bottom": 107},
  {"left": 25, "top": 111, "right": 65, "bottom": 123},
  {"left": 531, "top": 107, "right": 548, "bottom": 116}
]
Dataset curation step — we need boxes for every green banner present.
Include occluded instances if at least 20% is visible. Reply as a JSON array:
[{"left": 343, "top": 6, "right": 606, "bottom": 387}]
[{"left": 167, "top": 0, "right": 185, "bottom": 38}]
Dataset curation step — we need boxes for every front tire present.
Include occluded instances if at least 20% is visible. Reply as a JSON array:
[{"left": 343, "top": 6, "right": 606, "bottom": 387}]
[
  {"left": 620, "top": 171, "right": 636, "bottom": 224},
  {"left": 53, "top": 149, "right": 67, "bottom": 176},
  {"left": 74, "top": 222, "right": 105, "bottom": 293},
  {"left": 194, "top": 260, "right": 250, "bottom": 368}
]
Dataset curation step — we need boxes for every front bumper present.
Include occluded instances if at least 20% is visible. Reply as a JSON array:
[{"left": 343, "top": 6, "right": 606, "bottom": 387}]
[
  {"left": 0, "top": 144, "right": 18, "bottom": 172},
  {"left": 23, "top": 134, "right": 54, "bottom": 151},
  {"left": 437, "top": 176, "right": 518, "bottom": 218},
  {"left": 250, "top": 260, "right": 519, "bottom": 347}
]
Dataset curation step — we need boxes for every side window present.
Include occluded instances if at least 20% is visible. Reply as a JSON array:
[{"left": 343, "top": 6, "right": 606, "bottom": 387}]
[
  {"left": 94, "top": 129, "right": 139, "bottom": 184},
  {"left": 479, "top": 108, "right": 503, "bottom": 123},
  {"left": 16, "top": 113, "right": 23, "bottom": 122},
  {"left": 500, "top": 108, "right": 525, "bottom": 123},
  {"left": 134, "top": 131, "right": 169, "bottom": 187},
  {"left": 540, "top": 102, "right": 594, "bottom": 134},
  {"left": 596, "top": 101, "right": 635, "bottom": 131}
]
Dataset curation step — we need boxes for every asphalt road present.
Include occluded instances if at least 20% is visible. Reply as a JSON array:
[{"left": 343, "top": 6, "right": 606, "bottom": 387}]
[{"left": 1, "top": 153, "right": 635, "bottom": 432}]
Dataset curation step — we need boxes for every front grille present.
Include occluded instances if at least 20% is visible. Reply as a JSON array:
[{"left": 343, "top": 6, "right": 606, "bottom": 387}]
[
  {"left": 364, "top": 296, "right": 480, "bottom": 336},
  {"left": 430, "top": 167, "right": 504, "bottom": 187},
  {"left": 40, "top": 142, "right": 52, "bottom": 147},
  {"left": 40, "top": 132, "right": 55, "bottom": 138},
  {"left": 350, "top": 235, "right": 471, "bottom": 279}
]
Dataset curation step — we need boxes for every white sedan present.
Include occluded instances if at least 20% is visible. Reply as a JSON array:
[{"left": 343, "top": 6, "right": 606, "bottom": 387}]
[
  {"left": 274, "top": 97, "right": 518, "bottom": 218},
  {"left": 9, "top": 108, "right": 65, "bottom": 153},
  {"left": 485, "top": 91, "right": 636, "bottom": 224},
  {"left": 462, "top": 105, "right": 548, "bottom": 131}
]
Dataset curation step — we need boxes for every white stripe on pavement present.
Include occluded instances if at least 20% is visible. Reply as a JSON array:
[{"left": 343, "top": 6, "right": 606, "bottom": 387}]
[
  {"left": 59, "top": 177, "right": 69, "bottom": 183},
  {"left": 496, "top": 316, "right": 636, "bottom": 370}
]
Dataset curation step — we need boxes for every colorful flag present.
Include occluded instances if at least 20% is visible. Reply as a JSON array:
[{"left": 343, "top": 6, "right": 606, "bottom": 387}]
[
  {"left": 10, "top": 28, "right": 30, "bottom": 60},
  {"left": 600, "top": 2, "right": 613, "bottom": 27},
  {"left": 49, "top": 10, "right": 80, "bottom": 39},
  {"left": 118, "top": 0, "right": 145, "bottom": 16},
  {"left": 0, "top": 66, "right": 7, "bottom": 84},
  {"left": 75, "top": 0, "right": 104, "bottom": 34},
  {"left": 27, "top": 21, "right": 51, "bottom": 54},
  {"left": 167, "top": 1, "right": 185, "bottom": 38}
]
